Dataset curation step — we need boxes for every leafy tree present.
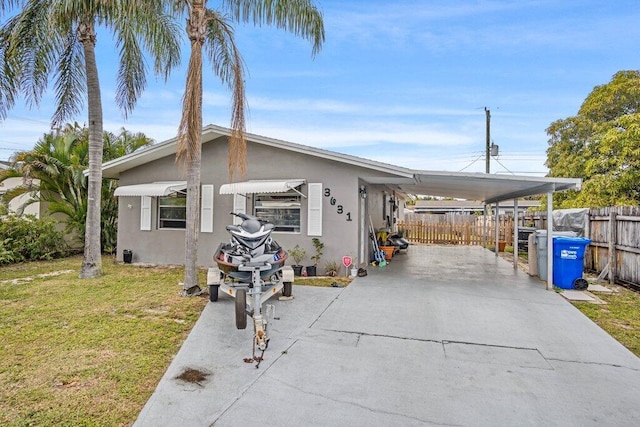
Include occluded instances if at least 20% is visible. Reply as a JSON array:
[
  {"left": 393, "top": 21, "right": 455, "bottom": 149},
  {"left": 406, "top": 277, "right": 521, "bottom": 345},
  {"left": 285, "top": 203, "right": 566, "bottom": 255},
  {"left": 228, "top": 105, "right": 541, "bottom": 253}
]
[
  {"left": 546, "top": 71, "right": 640, "bottom": 207},
  {"left": 0, "top": 123, "right": 153, "bottom": 252},
  {"left": 0, "top": 1, "right": 180, "bottom": 278},
  {"left": 174, "top": 0, "right": 324, "bottom": 295}
]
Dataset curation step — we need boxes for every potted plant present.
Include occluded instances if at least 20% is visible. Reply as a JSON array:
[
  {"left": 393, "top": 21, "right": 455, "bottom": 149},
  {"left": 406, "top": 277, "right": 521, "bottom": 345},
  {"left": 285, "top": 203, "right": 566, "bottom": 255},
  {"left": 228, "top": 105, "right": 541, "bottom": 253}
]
[
  {"left": 288, "top": 245, "right": 306, "bottom": 276},
  {"left": 324, "top": 260, "right": 339, "bottom": 277},
  {"left": 306, "top": 237, "right": 324, "bottom": 276},
  {"left": 348, "top": 255, "right": 359, "bottom": 277}
]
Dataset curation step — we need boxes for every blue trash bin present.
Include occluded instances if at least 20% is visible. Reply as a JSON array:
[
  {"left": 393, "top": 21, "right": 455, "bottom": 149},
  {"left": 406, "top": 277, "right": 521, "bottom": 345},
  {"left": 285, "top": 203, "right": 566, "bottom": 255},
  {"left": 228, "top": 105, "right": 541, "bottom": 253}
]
[
  {"left": 552, "top": 237, "right": 591, "bottom": 289},
  {"left": 535, "top": 230, "right": 577, "bottom": 281}
]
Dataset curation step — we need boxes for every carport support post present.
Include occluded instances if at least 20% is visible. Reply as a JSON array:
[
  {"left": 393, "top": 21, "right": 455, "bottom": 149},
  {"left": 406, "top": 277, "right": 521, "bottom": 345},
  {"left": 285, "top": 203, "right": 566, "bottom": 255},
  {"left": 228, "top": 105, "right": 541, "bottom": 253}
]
[
  {"left": 482, "top": 204, "right": 488, "bottom": 247},
  {"left": 495, "top": 202, "right": 500, "bottom": 257},
  {"left": 513, "top": 198, "right": 518, "bottom": 270},
  {"left": 546, "top": 192, "right": 553, "bottom": 290}
]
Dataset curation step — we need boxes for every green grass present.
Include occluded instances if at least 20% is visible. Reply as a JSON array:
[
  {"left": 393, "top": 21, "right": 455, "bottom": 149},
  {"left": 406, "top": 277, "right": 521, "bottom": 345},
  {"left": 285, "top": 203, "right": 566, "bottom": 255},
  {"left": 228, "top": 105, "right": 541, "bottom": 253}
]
[
  {"left": 294, "top": 276, "right": 352, "bottom": 287},
  {"left": 572, "top": 285, "right": 640, "bottom": 357},
  {"left": 0, "top": 255, "right": 208, "bottom": 426}
]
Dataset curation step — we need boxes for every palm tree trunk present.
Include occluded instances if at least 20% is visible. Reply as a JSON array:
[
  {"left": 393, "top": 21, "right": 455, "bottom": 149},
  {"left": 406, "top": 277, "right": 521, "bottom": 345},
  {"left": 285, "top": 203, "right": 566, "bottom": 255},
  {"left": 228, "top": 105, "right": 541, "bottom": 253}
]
[
  {"left": 79, "top": 20, "right": 103, "bottom": 278},
  {"left": 179, "top": 1, "right": 207, "bottom": 294},
  {"left": 184, "top": 145, "right": 201, "bottom": 293}
]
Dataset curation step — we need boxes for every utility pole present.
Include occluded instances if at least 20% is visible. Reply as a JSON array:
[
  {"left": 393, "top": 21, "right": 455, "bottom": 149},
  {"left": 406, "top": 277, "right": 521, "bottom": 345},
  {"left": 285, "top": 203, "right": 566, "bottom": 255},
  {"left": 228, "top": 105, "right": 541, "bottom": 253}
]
[{"left": 485, "top": 107, "right": 491, "bottom": 173}]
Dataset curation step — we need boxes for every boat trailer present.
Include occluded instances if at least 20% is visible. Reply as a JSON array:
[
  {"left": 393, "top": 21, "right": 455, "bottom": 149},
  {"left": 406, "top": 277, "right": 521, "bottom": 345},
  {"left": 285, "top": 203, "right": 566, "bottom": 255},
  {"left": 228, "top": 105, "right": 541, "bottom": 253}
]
[{"left": 207, "top": 263, "right": 294, "bottom": 364}]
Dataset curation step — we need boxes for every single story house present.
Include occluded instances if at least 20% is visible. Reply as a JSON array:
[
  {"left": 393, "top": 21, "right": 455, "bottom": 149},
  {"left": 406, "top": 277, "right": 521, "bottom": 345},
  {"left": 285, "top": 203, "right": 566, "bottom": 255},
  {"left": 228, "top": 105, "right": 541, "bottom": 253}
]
[
  {"left": 103, "top": 124, "right": 581, "bottom": 280},
  {"left": 106, "top": 124, "right": 413, "bottom": 272}
]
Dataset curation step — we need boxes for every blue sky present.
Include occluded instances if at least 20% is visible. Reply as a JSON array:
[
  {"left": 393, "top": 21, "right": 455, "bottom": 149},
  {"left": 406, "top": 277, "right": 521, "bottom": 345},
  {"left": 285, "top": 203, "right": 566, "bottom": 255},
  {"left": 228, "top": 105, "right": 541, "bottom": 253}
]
[{"left": 2, "top": 0, "right": 640, "bottom": 176}]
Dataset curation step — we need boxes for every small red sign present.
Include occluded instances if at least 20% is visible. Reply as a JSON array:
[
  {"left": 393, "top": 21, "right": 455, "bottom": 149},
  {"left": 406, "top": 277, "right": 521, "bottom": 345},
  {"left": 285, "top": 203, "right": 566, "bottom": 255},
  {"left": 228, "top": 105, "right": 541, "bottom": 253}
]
[{"left": 342, "top": 256, "right": 353, "bottom": 268}]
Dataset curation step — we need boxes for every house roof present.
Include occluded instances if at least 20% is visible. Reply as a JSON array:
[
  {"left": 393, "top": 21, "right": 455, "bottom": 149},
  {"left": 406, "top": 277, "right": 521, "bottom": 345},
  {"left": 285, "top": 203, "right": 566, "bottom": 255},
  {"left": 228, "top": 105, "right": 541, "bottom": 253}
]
[
  {"left": 100, "top": 124, "right": 581, "bottom": 204},
  {"left": 101, "top": 124, "right": 414, "bottom": 181}
]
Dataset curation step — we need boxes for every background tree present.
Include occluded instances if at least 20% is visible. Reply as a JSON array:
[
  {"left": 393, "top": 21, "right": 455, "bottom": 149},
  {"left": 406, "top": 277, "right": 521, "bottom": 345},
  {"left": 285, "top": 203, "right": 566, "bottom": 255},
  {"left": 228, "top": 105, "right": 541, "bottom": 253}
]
[
  {"left": 546, "top": 70, "right": 640, "bottom": 208},
  {"left": 0, "top": 1, "right": 180, "bottom": 278},
  {"left": 0, "top": 123, "right": 154, "bottom": 252},
  {"left": 174, "top": 0, "right": 324, "bottom": 295}
]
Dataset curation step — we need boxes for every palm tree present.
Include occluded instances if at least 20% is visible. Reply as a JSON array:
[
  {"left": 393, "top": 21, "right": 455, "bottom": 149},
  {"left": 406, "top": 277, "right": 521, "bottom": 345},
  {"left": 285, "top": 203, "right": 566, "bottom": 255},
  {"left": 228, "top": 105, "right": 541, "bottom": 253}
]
[
  {"left": 4, "top": 124, "right": 90, "bottom": 244},
  {"left": 174, "top": 0, "right": 325, "bottom": 295},
  {"left": 0, "top": 1, "right": 180, "bottom": 278},
  {"left": 0, "top": 123, "right": 154, "bottom": 251},
  {"left": 103, "top": 128, "right": 154, "bottom": 160}
]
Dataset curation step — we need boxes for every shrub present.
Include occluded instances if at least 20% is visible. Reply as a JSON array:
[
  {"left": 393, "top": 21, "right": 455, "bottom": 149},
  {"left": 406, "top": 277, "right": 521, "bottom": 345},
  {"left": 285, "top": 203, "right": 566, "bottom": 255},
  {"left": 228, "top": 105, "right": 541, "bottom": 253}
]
[
  {"left": 0, "top": 215, "right": 70, "bottom": 264},
  {"left": 288, "top": 244, "right": 306, "bottom": 266},
  {"left": 311, "top": 238, "right": 324, "bottom": 266}
]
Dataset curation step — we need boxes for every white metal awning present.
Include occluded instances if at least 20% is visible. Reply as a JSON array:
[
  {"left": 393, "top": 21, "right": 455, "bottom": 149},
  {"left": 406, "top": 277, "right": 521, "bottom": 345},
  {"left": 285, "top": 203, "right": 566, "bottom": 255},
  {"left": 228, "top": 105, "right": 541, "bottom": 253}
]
[
  {"left": 219, "top": 179, "right": 306, "bottom": 195},
  {"left": 114, "top": 181, "right": 187, "bottom": 197}
]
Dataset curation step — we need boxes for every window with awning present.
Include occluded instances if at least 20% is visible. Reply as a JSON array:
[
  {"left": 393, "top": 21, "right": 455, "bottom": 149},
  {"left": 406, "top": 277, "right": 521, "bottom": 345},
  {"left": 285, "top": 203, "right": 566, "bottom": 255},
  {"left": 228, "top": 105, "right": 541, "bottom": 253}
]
[
  {"left": 115, "top": 182, "right": 213, "bottom": 232},
  {"left": 220, "top": 179, "right": 307, "bottom": 230}
]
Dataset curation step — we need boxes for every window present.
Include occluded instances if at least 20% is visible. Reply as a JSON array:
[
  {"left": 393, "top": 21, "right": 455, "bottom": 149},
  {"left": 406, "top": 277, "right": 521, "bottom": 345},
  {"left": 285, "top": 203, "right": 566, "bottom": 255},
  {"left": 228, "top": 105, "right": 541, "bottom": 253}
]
[
  {"left": 158, "top": 194, "right": 186, "bottom": 229},
  {"left": 253, "top": 191, "right": 301, "bottom": 232}
]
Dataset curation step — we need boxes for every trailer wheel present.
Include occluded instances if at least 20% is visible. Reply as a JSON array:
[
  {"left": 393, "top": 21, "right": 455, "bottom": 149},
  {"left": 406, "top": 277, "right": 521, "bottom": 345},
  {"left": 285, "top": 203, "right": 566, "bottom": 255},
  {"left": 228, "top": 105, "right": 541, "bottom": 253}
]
[
  {"left": 209, "top": 285, "right": 219, "bottom": 302},
  {"left": 235, "top": 288, "right": 247, "bottom": 330},
  {"left": 283, "top": 281, "right": 292, "bottom": 297}
]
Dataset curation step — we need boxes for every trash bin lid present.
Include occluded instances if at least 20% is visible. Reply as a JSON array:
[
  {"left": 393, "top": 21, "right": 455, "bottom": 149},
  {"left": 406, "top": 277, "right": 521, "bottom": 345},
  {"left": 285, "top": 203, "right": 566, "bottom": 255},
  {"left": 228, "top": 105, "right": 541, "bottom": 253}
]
[
  {"left": 535, "top": 230, "right": 578, "bottom": 237},
  {"left": 552, "top": 236, "right": 591, "bottom": 245}
]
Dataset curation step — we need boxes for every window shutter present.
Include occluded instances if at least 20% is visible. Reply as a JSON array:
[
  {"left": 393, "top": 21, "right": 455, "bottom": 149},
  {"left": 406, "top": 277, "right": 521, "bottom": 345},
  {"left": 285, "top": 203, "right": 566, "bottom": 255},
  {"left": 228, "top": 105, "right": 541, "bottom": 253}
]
[
  {"left": 140, "top": 196, "right": 151, "bottom": 231},
  {"left": 307, "top": 183, "right": 322, "bottom": 236},
  {"left": 201, "top": 185, "right": 214, "bottom": 233},
  {"left": 233, "top": 193, "right": 246, "bottom": 225}
]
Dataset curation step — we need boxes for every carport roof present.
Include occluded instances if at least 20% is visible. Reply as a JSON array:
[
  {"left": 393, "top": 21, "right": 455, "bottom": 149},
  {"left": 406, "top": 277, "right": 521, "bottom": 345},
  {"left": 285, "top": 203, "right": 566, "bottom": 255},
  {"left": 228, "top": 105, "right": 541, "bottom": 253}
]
[
  {"left": 100, "top": 124, "right": 581, "bottom": 204},
  {"left": 364, "top": 171, "right": 581, "bottom": 204}
]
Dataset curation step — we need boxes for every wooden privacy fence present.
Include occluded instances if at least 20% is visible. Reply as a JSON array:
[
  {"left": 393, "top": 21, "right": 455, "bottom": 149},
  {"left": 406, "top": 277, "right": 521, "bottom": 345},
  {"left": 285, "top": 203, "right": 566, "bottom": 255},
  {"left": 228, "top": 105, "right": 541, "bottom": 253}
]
[
  {"left": 398, "top": 216, "right": 513, "bottom": 246},
  {"left": 520, "top": 207, "right": 640, "bottom": 288},
  {"left": 585, "top": 206, "right": 640, "bottom": 289}
]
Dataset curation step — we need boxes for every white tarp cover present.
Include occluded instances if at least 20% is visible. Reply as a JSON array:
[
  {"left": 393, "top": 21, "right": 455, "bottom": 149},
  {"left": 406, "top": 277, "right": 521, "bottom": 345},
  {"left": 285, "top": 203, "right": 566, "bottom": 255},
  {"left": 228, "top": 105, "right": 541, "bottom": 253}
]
[
  {"left": 219, "top": 179, "right": 305, "bottom": 195},
  {"left": 114, "top": 181, "right": 187, "bottom": 197}
]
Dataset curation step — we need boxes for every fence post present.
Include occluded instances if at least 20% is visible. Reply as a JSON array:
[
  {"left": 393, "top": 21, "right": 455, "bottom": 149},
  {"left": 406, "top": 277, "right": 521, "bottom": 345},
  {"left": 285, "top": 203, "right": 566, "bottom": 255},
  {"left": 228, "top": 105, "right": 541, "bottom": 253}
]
[{"left": 609, "top": 210, "right": 617, "bottom": 285}]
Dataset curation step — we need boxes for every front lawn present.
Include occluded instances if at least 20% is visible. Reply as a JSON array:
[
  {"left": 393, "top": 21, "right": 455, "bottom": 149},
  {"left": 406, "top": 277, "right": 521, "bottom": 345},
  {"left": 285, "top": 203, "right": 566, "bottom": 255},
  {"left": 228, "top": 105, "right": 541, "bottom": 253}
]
[{"left": 0, "top": 255, "right": 207, "bottom": 426}]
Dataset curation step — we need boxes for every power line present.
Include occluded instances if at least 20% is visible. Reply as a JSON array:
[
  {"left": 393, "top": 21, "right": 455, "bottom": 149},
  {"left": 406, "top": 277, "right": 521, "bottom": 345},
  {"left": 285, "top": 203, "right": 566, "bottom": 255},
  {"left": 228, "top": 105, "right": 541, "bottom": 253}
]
[
  {"left": 493, "top": 157, "right": 516, "bottom": 175},
  {"left": 458, "top": 153, "right": 485, "bottom": 172},
  {"left": 5, "top": 115, "right": 51, "bottom": 125}
]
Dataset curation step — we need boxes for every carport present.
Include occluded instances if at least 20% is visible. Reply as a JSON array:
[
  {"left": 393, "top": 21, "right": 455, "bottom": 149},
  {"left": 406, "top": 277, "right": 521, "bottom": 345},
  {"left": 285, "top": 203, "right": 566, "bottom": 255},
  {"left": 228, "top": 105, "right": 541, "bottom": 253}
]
[{"left": 364, "top": 171, "right": 582, "bottom": 290}]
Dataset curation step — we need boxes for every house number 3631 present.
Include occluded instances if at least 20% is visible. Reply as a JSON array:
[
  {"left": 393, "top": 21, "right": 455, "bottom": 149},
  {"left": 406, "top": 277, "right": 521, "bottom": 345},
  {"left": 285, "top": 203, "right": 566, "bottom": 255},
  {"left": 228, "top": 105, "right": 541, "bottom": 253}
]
[{"left": 324, "top": 188, "right": 352, "bottom": 221}]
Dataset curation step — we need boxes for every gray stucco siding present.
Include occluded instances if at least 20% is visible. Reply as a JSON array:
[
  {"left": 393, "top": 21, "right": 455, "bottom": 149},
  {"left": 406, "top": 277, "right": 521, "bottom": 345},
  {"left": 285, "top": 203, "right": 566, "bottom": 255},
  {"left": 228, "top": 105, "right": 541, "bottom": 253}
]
[{"left": 115, "top": 136, "right": 385, "bottom": 272}]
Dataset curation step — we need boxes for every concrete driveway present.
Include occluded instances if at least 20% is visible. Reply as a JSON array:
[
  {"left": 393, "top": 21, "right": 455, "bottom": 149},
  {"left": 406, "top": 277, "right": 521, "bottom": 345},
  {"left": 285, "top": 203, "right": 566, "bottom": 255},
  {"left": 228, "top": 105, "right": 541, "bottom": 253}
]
[{"left": 135, "top": 245, "right": 640, "bottom": 426}]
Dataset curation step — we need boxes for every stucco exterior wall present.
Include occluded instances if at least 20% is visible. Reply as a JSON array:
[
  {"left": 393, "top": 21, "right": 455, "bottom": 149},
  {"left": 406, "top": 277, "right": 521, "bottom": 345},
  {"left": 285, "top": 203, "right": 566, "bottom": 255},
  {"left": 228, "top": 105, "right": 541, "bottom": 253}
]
[{"left": 115, "top": 136, "right": 401, "bottom": 272}]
